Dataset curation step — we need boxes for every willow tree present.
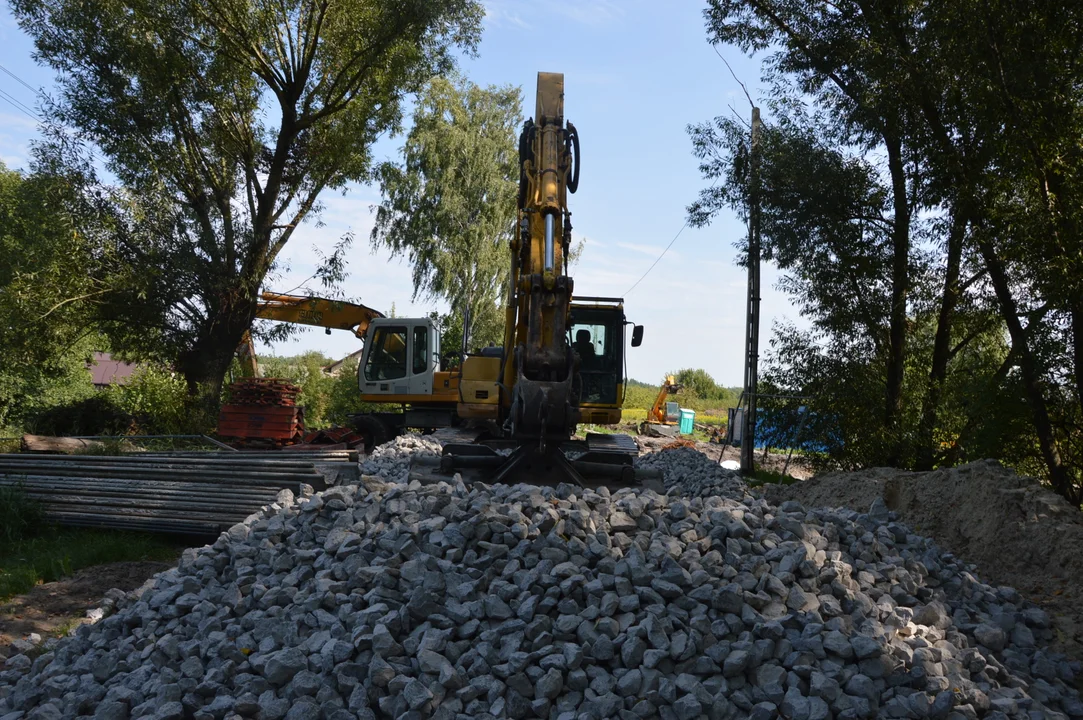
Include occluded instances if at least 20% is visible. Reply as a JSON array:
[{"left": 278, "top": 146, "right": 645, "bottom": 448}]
[
  {"left": 372, "top": 74, "right": 522, "bottom": 352},
  {"left": 12, "top": 0, "right": 483, "bottom": 411}
]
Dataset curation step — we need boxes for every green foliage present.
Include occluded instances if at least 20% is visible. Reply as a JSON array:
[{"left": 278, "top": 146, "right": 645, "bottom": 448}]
[
  {"left": 108, "top": 366, "right": 198, "bottom": 435},
  {"left": 26, "top": 394, "right": 133, "bottom": 437},
  {"left": 0, "top": 162, "right": 109, "bottom": 430},
  {"left": 373, "top": 74, "right": 522, "bottom": 347},
  {"left": 669, "top": 368, "right": 740, "bottom": 407},
  {"left": 12, "top": 0, "right": 484, "bottom": 410},
  {"left": 0, "top": 484, "right": 46, "bottom": 546},
  {"left": 697, "top": 0, "right": 1083, "bottom": 498},
  {"left": 0, "top": 526, "right": 180, "bottom": 602}
]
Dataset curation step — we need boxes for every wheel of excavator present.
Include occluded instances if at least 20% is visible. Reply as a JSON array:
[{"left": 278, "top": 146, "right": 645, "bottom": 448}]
[{"left": 353, "top": 415, "right": 391, "bottom": 454}]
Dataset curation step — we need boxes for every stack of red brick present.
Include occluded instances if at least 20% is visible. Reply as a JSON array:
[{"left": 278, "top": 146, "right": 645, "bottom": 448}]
[{"left": 217, "top": 379, "right": 305, "bottom": 444}]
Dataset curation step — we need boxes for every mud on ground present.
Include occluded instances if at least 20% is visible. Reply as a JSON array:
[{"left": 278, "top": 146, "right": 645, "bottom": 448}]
[
  {"left": 0, "top": 561, "right": 173, "bottom": 654},
  {"left": 761, "top": 460, "right": 1083, "bottom": 661}
]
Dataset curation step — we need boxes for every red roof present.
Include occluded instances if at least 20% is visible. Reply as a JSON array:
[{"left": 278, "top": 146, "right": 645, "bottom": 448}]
[{"left": 87, "top": 352, "right": 140, "bottom": 386}]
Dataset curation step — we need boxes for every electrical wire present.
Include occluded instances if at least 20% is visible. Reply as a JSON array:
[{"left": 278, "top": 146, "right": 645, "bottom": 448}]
[
  {"left": 0, "top": 63, "right": 40, "bottom": 96},
  {"left": 622, "top": 221, "right": 688, "bottom": 297},
  {"left": 0, "top": 87, "right": 39, "bottom": 122}
]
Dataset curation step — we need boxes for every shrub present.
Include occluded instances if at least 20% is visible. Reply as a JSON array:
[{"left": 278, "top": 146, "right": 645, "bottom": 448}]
[
  {"left": 109, "top": 366, "right": 194, "bottom": 435},
  {"left": 25, "top": 393, "right": 134, "bottom": 436},
  {"left": 0, "top": 483, "right": 45, "bottom": 545}
]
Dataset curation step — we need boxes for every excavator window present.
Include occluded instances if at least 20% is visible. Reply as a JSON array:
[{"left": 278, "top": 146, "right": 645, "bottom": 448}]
[
  {"left": 413, "top": 326, "right": 428, "bottom": 374},
  {"left": 568, "top": 315, "right": 619, "bottom": 403},
  {"left": 364, "top": 326, "right": 408, "bottom": 381}
]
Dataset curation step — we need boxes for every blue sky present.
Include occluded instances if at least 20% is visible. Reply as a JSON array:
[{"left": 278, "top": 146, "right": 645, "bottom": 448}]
[{"left": 0, "top": 0, "right": 803, "bottom": 387}]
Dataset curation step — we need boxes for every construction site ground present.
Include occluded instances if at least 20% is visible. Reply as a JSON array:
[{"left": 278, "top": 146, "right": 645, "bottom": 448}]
[
  {"left": 1, "top": 432, "right": 1079, "bottom": 669},
  {"left": 0, "top": 561, "right": 175, "bottom": 653}
]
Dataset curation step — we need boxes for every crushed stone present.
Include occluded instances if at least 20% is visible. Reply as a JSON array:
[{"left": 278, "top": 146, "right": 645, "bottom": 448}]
[{"left": 762, "top": 459, "right": 1083, "bottom": 660}]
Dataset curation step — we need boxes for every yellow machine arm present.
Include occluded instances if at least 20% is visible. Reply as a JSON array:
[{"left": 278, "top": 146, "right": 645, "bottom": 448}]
[
  {"left": 502, "top": 72, "right": 582, "bottom": 441},
  {"left": 235, "top": 293, "right": 385, "bottom": 378},
  {"left": 255, "top": 292, "right": 385, "bottom": 339}
]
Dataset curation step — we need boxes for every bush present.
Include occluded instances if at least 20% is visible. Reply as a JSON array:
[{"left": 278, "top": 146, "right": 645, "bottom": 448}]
[
  {"left": 25, "top": 393, "right": 134, "bottom": 436},
  {"left": 0, "top": 483, "right": 45, "bottom": 545},
  {"left": 109, "top": 365, "right": 194, "bottom": 435}
]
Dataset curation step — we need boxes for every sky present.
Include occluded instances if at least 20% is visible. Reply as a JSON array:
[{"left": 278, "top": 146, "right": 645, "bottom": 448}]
[{"left": 0, "top": 0, "right": 804, "bottom": 387}]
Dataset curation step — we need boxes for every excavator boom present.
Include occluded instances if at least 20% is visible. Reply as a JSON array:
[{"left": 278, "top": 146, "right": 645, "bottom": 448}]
[{"left": 255, "top": 292, "right": 384, "bottom": 339}]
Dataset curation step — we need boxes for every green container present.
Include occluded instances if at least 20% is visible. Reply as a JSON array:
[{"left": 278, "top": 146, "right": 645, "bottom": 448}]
[{"left": 679, "top": 408, "right": 695, "bottom": 434}]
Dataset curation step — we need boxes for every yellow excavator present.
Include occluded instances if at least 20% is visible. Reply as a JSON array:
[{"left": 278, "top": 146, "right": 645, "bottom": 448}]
[
  {"left": 639, "top": 375, "right": 683, "bottom": 437},
  {"left": 241, "top": 74, "right": 649, "bottom": 486},
  {"left": 351, "top": 72, "right": 649, "bottom": 486}
]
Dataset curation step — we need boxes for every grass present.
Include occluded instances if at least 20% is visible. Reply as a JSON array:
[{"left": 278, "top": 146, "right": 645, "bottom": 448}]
[
  {"left": 745, "top": 467, "right": 803, "bottom": 487},
  {"left": 0, "top": 485, "right": 181, "bottom": 602}
]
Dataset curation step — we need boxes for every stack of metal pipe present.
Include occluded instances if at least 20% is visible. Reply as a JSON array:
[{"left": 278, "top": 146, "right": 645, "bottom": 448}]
[{"left": 0, "top": 453, "right": 327, "bottom": 535}]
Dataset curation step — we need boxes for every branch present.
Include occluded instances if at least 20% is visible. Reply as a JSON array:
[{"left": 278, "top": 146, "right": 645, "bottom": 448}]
[
  {"left": 37, "top": 288, "right": 112, "bottom": 321},
  {"left": 713, "top": 45, "right": 755, "bottom": 109}
]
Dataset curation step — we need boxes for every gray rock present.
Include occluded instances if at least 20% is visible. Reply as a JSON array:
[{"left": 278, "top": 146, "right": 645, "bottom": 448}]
[
  {"left": 673, "top": 695, "right": 703, "bottom": 720},
  {"left": 537, "top": 668, "right": 563, "bottom": 700},
  {"left": 263, "top": 648, "right": 307, "bottom": 686}
]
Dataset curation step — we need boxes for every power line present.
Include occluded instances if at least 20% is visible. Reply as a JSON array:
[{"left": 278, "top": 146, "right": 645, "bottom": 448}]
[
  {"left": 0, "top": 85, "right": 38, "bottom": 116},
  {"left": 0, "top": 63, "right": 41, "bottom": 96},
  {"left": 0, "top": 88, "right": 40, "bottom": 122},
  {"left": 623, "top": 221, "right": 689, "bottom": 297}
]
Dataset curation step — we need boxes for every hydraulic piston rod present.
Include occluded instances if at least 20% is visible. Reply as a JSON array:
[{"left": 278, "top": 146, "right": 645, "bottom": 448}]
[{"left": 544, "top": 213, "right": 555, "bottom": 273}]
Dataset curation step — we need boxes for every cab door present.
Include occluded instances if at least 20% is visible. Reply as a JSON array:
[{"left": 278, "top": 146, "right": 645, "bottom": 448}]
[{"left": 406, "top": 323, "right": 433, "bottom": 396}]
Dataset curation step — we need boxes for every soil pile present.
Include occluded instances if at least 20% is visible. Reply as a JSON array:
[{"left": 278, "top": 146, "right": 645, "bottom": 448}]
[{"left": 762, "top": 459, "right": 1083, "bottom": 658}]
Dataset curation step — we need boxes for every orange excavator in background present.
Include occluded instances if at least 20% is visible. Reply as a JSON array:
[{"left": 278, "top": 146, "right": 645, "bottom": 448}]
[{"left": 639, "top": 375, "right": 683, "bottom": 437}]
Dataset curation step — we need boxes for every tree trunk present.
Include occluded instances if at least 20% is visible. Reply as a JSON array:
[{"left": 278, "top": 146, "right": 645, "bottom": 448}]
[
  {"left": 884, "top": 133, "right": 910, "bottom": 464},
  {"left": 1073, "top": 298, "right": 1083, "bottom": 410},
  {"left": 916, "top": 208, "right": 967, "bottom": 470},
  {"left": 977, "top": 235, "right": 1071, "bottom": 497},
  {"left": 175, "top": 295, "right": 258, "bottom": 430}
]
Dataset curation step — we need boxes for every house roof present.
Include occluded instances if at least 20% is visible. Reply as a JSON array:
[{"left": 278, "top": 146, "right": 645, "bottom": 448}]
[
  {"left": 323, "top": 349, "right": 364, "bottom": 375},
  {"left": 88, "top": 352, "right": 140, "bottom": 386}
]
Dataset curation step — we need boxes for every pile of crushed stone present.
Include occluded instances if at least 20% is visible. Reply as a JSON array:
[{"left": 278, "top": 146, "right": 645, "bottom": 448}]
[
  {"left": 635, "top": 446, "right": 748, "bottom": 500},
  {"left": 360, "top": 435, "right": 443, "bottom": 484},
  {"left": 1, "top": 442, "right": 1081, "bottom": 720},
  {"left": 762, "top": 459, "right": 1083, "bottom": 659}
]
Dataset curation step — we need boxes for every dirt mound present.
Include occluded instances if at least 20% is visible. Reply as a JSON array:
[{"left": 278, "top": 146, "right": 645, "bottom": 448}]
[{"left": 763, "top": 459, "right": 1083, "bottom": 658}]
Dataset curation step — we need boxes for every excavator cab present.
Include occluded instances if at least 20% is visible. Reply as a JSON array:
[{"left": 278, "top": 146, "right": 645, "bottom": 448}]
[
  {"left": 359, "top": 318, "right": 440, "bottom": 397},
  {"left": 569, "top": 298, "right": 640, "bottom": 425}
]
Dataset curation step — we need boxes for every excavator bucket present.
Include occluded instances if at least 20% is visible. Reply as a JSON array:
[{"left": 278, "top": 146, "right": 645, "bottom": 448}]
[{"left": 410, "top": 433, "right": 664, "bottom": 491}]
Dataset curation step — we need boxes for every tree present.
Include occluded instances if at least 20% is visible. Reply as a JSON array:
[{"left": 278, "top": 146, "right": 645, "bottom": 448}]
[
  {"left": 372, "top": 74, "right": 522, "bottom": 353},
  {"left": 699, "top": 0, "right": 1083, "bottom": 500},
  {"left": 13, "top": 0, "right": 483, "bottom": 413},
  {"left": 0, "top": 161, "right": 108, "bottom": 429}
]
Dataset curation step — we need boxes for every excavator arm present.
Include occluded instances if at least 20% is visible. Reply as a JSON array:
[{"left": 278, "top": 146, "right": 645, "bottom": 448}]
[
  {"left": 255, "top": 292, "right": 384, "bottom": 339},
  {"left": 502, "top": 72, "right": 581, "bottom": 442},
  {"left": 234, "top": 293, "right": 385, "bottom": 377}
]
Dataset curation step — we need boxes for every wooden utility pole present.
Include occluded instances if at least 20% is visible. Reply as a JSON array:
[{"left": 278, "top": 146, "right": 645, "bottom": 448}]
[{"left": 741, "top": 108, "right": 762, "bottom": 475}]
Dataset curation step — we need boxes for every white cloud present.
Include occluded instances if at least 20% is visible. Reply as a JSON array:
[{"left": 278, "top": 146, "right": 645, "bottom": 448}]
[{"left": 483, "top": 0, "right": 624, "bottom": 28}]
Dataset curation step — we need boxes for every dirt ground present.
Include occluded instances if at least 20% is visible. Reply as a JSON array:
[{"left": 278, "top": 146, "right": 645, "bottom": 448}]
[
  {"left": 636, "top": 434, "right": 815, "bottom": 480},
  {"left": 0, "top": 561, "right": 173, "bottom": 653},
  {"left": 760, "top": 460, "right": 1083, "bottom": 660}
]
